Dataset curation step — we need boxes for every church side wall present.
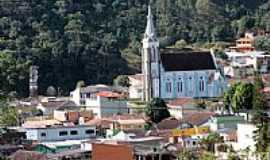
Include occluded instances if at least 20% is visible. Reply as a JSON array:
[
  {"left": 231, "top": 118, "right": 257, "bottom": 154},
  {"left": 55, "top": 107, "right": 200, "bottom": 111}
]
[{"left": 158, "top": 69, "right": 224, "bottom": 99}]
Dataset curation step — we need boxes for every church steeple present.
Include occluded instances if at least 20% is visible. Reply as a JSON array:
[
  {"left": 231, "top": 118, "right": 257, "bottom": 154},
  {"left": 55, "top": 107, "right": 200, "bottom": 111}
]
[
  {"left": 142, "top": 3, "right": 160, "bottom": 102},
  {"left": 144, "top": 5, "right": 156, "bottom": 39}
]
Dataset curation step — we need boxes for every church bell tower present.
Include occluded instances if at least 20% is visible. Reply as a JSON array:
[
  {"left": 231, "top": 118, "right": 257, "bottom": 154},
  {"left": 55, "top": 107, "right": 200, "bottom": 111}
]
[{"left": 142, "top": 5, "right": 160, "bottom": 102}]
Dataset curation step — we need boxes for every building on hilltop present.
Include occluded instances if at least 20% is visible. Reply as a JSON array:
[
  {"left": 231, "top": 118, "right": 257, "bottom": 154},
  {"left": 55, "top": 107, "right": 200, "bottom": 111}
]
[
  {"left": 141, "top": 5, "right": 226, "bottom": 101},
  {"left": 228, "top": 32, "right": 255, "bottom": 53}
]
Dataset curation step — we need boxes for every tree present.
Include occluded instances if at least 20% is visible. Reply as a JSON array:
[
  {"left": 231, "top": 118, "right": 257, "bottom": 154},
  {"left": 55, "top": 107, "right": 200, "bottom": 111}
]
[
  {"left": 145, "top": 98, "right": 170, "bottom": 124},
  {"left": 223, "top": 83, "right": 238, "bottom": 113},
  {"left": 46, "top": 86, "right": 57, "bottom": 97},
  {"left": 231, "top": 83, "right": 253, "bottom": 113},
  {"left": 200, "top": 151, "right": 216, "bottom": 160},
  {"left": 0, "top": 100, "right": 19, "bottom": 127},
  {"left": 255, "top": 36, "right": 270, "bottom": 51},
  {"left": 200, "top": 132, "right": 223, "bottom": 153},
  {"left": 174, "top": 39, "right": 187, "bottom": 49},
  {"left": 113, "top": 75, "right": 130, "bottom": 87},
  {"left": 178, "top": 149, "right": 196, "bottom": 160},
  {"left": 251, "top": 73, "right": 270, "bottom": 159},
  {"left": 252, "top": 73, "right": 265, "bottom": 111}
]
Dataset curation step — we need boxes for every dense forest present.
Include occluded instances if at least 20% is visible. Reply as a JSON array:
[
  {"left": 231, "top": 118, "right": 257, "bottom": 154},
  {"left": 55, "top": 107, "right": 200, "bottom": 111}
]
[{"left": 0, "top": 0, "right": 269, "bottom": 97}]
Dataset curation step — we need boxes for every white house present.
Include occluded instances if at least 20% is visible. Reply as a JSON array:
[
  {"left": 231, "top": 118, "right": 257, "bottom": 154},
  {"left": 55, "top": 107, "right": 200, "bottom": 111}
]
[
  {"left": 70, "top": 85, "right": 128, "bottom": 118},
  {"left": 84, "top": 92, "right": 128, "bottom": 118},
  {"left": 225, "top": 51, "right": 270, "bottom": 77},
  {"left": 128, "top": 74, "right": 143, "bottom": 99},
  {"left": 235, "top": 123, "right": 256, "bottom": 152},
  {"left": 25, "top": 125, "right": 96, "bottom": 142}
]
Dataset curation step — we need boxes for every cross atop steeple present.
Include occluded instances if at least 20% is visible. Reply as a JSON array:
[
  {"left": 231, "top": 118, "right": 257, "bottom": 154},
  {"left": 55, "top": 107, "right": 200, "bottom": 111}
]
[{"left": 144, "top": 5, "right": 156, "bottom": 39}]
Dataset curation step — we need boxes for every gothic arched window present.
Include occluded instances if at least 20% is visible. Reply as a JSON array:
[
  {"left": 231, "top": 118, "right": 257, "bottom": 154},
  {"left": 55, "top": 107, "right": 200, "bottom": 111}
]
[
  {"left": 199, "top": 76, "right": 205, "bottom": 92},
  {"left": 177, "top": 78, "right": 183, "bottom": 93},
  {"left": 166, "top": 79, "right": 172, "bottom": 93},
  {"left": 151, "top": 47, "right": 156, "bottom": 62}
]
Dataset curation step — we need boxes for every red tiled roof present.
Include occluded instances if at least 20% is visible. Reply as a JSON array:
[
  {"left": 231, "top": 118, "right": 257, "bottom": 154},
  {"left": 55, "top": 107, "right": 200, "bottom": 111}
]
[
  {"left": 183, "top": 112, "right": 216, "bottom": 126},
  {"left": 85, "top": 118, "right": 112, "bottom": 128},
  {"left": 10, "top": 150, "right": 47, "bottom": 160},
  {"left": 168, "top": 98, "right": 192, "bottom": 107},
  {"left": 96, "top": 91, "right": 122, "bottom": 98}
]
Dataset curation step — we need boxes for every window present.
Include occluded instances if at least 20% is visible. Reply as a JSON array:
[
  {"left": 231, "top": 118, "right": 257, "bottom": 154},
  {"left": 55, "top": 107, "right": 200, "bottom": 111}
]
[
  {"left": 85, "top": 129, "right": 95, "bottom": 135},
  {"left": 70, "top": 130, "right": 78, "bottom": 135},
  {"left": 151, "top": 47, "right": 156, "bottom": 62},
  {"left": 166, "top": 82, "right": 172, "bottom": 93},
  {"left": 41, "top": 132, "right": 46, "bottom": 137},
  {"left": 188, "top": 77, "right": 193, "bottom": 91},
  {"left": 199, "top": 77, "right": 205, "bottom": 92},
  {"left": 177, "top": 78, "right": 183, "bottom": 93},
  {"left": 59, "top": 131, "right": 68, "bottom": 136}
]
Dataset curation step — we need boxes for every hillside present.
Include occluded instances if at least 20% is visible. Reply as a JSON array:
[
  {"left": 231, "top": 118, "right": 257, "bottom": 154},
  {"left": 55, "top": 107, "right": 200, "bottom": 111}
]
[{"left": 0, "top": 0, "right": 269, "bottom": 96}]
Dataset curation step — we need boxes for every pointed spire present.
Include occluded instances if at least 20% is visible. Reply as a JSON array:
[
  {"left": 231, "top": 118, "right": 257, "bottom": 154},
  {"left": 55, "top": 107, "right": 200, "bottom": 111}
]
[{"left": 144, "top": 4, "right": 156, "bottom": 39}]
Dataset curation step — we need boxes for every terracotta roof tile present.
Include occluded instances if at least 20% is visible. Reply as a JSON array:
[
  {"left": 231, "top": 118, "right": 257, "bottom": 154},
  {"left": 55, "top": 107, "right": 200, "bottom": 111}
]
[
  {"left": 183, "top": 112, "right": 216, "bottom": 126},
  {"left": 10, "top": 150, "right": 47, "bottom": 160}
]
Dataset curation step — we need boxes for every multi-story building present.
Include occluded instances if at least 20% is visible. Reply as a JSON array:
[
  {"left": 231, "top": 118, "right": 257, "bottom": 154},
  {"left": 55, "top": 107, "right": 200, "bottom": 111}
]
[
  {"left": 70, "top": 85, "right": 128, "bottom": 118},
  {"left": 25, "top": 125, "right": 96, "bottom": 142}
]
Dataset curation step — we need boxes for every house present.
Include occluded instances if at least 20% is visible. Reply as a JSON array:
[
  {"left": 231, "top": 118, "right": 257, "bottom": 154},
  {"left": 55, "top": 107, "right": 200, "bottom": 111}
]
[
  {"left": 140, "top": 6, "right": 226, "bottom": 101},
  {"left": 224, "top": 51, "right": 270, "bottom": 77},
  {"left": 183, "top": 111, "right": 216, "bottom": 127},
  {"left": 105, "top": 115, "right": 146, "bottom": 138},
  {"left": 53, "top": 109, "right": 93, "bottom": 123},
  {"left": 92, "top": 143, "right": 133, "bottom": 160},
  {"left": 22, "top": 119, "right": 62, "bottom": 128},
  {"left": 92, "top": 140, "right": 177, "bottom": 160},
  {"left": 128, "top": 74, "right": 143, "bottom": 99},
  {"left": 235, "top": 123, "right": 256, "bottom": 152},
  {"left": 85, "top": 91, "right": 128, "bottom": 118},
  {"left": 36, "top": 98, "right": 77, "bottom": 116},
  {"left": 24, "top": 125, "right": 96, "bottom": 142},
  {"left": 167, "top": 98, "right": 197, "bottom": 119},
  {"left": 70, "top": 85, "right": 128, "bottom": 118},
  {"left": 228, "top": 33, "right": 255, "bottom": 53},
  {"left": 208, "top": 115, "right": 246, "bottom": 131}
]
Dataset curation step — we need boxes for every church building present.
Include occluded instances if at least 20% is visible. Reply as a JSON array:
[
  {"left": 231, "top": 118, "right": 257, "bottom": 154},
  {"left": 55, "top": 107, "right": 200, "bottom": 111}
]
[{"left": 142, "top": 6, "right": 227, "bottom": 101}]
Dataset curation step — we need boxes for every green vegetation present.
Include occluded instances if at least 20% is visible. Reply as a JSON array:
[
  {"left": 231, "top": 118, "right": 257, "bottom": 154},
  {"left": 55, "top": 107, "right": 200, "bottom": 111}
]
[
  {"left": 113, "top": 75, "right": 130, "bottom": 87},
  {"left": 200, "top": 132, "right": 223, "bottom": 153},
  {"left": 251, "top": 73, "right": 270, "bottom": 158},
  {"left": 224, "top": 82, "right": 253, "bottom": 113},
  {"left": 145, "top": 98, "right": 170, "bottom": 124},
  {"left": 0, "top": 1, "right": 270, "bottom": 97},
  {"left": 0, "top": 98, "right": 19, "bottom": 127}
]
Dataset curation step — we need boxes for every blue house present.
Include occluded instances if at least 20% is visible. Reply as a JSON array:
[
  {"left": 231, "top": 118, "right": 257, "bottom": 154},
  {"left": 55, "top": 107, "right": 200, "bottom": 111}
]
[{"left": 142, "top": 6, "right": 227, "bottom": 101}]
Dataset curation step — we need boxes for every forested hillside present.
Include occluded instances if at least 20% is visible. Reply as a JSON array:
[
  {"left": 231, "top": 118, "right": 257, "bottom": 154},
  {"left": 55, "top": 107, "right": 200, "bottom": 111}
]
[{"left": 0, "top": 0, "right": 269, "bottom": 97}]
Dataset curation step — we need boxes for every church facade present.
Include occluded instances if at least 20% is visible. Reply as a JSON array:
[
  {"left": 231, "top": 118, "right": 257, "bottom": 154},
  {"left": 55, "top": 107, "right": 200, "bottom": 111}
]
[{"left": 142, "top": 6, "right": 227, "bottom": 101}]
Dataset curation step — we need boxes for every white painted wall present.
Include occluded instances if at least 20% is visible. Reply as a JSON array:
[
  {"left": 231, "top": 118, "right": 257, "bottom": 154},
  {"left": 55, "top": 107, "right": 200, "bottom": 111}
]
[
  {"left": 236, "top": 123, "right": 256, "bottom": 151},
  {"left": 85, "top": 96, "right": 128, "bottom": 118},
  {"left": 26, "top": 125, "right": 96, "bottom": 142}
]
